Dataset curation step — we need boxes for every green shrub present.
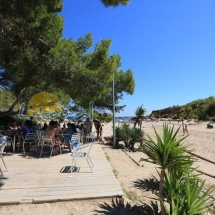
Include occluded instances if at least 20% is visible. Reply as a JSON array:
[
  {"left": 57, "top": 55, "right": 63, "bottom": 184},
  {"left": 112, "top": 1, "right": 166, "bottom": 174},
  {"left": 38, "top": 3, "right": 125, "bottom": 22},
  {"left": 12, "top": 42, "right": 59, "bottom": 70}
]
[
  {"left": 141, "top": 124, "right": 215, "bottom": 215},
  {"left": 116, "top": 124, "right": 144, "bottom": 150}
]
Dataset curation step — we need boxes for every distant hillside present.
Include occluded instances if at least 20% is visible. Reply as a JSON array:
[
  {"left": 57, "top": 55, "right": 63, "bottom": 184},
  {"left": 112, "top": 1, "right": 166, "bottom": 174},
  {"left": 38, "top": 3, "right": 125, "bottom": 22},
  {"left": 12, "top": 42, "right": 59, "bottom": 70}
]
[{"left": 150, "top": 96, "right": 215, "bottom": 121}]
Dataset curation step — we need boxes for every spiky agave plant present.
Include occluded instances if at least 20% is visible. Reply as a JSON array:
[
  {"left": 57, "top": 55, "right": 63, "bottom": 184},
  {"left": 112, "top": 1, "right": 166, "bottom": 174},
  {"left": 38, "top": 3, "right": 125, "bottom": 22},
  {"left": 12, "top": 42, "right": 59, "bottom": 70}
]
[
  {"left": 162, "top": 167, "right": 215, "bottom": 214},
  {"left": 141, "top": 124, "right": 194, "bottom": 215},
  {"left": 164, "top": 173, "right": 215, "bottom": 214}
]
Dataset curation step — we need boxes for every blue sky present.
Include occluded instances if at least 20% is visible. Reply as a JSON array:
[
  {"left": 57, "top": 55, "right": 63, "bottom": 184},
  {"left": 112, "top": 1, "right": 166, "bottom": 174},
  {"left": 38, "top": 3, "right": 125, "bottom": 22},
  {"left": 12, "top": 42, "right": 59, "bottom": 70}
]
[{"left": 61, "top": 0, "right": 215, "bottom": 116}]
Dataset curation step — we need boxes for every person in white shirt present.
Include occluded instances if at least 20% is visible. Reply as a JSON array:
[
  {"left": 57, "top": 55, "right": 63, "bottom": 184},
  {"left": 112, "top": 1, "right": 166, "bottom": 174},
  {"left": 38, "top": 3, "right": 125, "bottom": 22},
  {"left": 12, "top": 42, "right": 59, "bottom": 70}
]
[{"left": 84, "top": 118, "right": 92, "bottom": 135}]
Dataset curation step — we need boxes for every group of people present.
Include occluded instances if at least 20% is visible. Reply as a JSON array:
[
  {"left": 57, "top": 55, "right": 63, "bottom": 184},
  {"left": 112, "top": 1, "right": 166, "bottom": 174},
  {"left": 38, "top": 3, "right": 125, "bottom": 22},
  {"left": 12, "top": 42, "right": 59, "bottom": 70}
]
[
  {"left": 40, "top": 118, "right": 104, "bottom": 155},
  {"left": 3, "top": 117, "right": 104, "bottom": 155}
]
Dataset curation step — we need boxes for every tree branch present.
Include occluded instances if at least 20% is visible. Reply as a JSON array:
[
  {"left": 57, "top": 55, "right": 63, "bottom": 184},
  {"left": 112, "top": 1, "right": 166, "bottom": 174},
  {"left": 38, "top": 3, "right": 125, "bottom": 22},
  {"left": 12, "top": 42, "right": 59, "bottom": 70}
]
[
  {"left": 9, "top": 88, "right": 25, "bottom": 111},
  {"left": 0, "top": 88, "right": 25, "bottom": 117},
  {"left": 0, "top": 13, "right": 49, "bottom": 47},
  {"left": 0, "top": 110, "right": 19, "bottom": 117}
]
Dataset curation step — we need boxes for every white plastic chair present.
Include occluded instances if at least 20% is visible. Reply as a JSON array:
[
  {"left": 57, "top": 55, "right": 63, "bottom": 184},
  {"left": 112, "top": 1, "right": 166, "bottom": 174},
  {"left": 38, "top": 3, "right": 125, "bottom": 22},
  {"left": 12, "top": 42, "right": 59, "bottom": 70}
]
[
  {"left": 39, "top": 135, "right": 62, "bottom": 158},
  {"left": 71, "top": 142, "right": 94, "bottom": 173},
  {"left": 0, "top": 135, "right": 12, "bottom": 172},
  {"left": 70, "top": 135, "right": 80, "bottom": 152},
  {"left": 85, "top": 131, "right": 96, "bottom": 143},
  {"left": 22, "top": 133, "right": 36, "bottom": 154},
  {"left": 72, "top": 133, "right": 81, "bottom": 143},
  {"left": 34, "top": 129, "right": 42, "bottom": 149}
]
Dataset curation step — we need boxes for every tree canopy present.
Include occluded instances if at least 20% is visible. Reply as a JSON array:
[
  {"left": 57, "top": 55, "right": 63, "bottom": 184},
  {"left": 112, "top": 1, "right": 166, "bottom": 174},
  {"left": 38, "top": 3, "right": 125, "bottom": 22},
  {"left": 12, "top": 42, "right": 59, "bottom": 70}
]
[
  {"left": 0, "top": 0, "right": 134, "bottom": 117},
  {"left": 101, "top": 0, "right": 130, "bottom": 7},
  {"left": 150, "top": 96, "right": 215, "bottom": 121}
]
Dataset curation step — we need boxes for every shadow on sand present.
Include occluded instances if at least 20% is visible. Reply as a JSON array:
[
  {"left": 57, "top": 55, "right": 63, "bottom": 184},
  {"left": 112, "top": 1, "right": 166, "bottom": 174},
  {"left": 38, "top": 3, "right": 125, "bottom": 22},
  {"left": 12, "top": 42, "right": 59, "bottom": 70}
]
[
  {"left": 0, "top": 176, "right": 8, "bottom": 188},
  {"left": 133, "top": 178, "right": 159, "bottom": 194},
  {"left": 94, "top": 198, "right": 160, "bottom": 215}
]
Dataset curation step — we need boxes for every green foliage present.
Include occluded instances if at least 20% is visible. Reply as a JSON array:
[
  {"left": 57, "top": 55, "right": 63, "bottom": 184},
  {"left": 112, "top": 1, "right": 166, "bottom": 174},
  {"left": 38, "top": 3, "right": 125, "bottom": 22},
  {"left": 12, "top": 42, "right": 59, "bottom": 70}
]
[
  {"left": 172, "top": 115, "right": 178, "bottom": 120},
  {"left": 0, "top": 0, "right": 135, "bottom": 117},
  {"left": 161, "top": 114, "right": 169, "bottom": 118},
  {"left": 101, "top": 0, "right": 130, "bottom": 7},
  {"left": 0, "top": 89, "right": 17, "bottom": 112},
  {"left": 116, "top": 124, "right": 144, "bottom": 150},
  {"left": 142, "top": 124, "right": 193, "bottom": 169},
  {"left": 151, "top": 96, "right": 215, "bottom": 121},
  {"left": 141, "top": 124, "right": 215, "bottom": 215},
  {"left": 131, "top": 104, "right": 147, "bottom": 129},
  {"left": 141, "top": 124, "right": 194, "bottom": 215},
  {"left": 115, "top": 126, "right": 122, "bottom": 146},
  {"left": 164, "top": 171, "right": 215, "bottom": 214},
  {"left": 117, "top": 124, "right": 131, "bottom": 148},
  {"left": 94, "top": 112, "right": 113, "bottom": 123}
]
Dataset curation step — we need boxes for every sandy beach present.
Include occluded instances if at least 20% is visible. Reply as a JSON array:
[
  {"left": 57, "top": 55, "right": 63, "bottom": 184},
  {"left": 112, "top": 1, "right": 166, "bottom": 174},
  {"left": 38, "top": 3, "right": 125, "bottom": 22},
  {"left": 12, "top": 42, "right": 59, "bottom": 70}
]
[{"left": 0, "top": 121, "right": 215, "bottom": 214}]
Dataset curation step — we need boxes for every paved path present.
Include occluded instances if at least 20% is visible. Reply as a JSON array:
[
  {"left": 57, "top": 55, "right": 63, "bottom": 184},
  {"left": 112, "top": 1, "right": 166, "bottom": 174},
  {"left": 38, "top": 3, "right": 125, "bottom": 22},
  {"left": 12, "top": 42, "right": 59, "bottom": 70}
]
[{"left": 0, "top": 144, "right": 123, "bottom": 205}]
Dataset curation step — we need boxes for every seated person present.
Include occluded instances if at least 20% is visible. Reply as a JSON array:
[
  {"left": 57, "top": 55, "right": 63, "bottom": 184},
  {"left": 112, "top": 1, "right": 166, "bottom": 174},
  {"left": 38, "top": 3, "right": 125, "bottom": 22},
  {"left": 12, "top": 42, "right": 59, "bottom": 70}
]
[
  {"left": 61, "top": 124, "right": 66, "bottom": 131},
  {"left": 44, "top": 120, "right": 61, "bottom": 155},
  {"left": 54, "top": 121, "right": 59, "bottom": 128},
  {"left": 78, "top": 123, "right": 85, "bottom": 132},
  {"left": 41, "top": 123, "right": 48, "bottom": 131},
  {"left": 5, "top": 123, "right": 10, "bottom": 132},
  {"left": 19, "top": 120, "right": 35, "bottom": 151},
  {"left": 7, "top": 120, "right": 18, "bottom": 132},
  {"left": 63, "top": 123, "right": 78, "bottom": 152}
]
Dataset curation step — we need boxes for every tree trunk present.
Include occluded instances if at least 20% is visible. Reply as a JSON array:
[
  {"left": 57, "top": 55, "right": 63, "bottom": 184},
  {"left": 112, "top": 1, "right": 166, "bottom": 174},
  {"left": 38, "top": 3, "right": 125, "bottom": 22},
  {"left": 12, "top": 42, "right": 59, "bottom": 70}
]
[
  {"left": 0, "top": 110, "right": 19, "bottom": 117},
  {"left": 159, "top": 168, "right": 166, "bottom": 215},
  {"left": 0, "top": 88, "right": 25, "bottom": 117}
]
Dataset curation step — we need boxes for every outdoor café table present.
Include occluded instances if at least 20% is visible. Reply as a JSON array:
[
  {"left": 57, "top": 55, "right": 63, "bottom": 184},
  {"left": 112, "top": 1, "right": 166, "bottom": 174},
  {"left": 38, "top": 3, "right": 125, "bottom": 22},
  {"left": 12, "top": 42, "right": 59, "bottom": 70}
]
[{"left": 5, "top": 132, "right": 20, "bottom": 153}]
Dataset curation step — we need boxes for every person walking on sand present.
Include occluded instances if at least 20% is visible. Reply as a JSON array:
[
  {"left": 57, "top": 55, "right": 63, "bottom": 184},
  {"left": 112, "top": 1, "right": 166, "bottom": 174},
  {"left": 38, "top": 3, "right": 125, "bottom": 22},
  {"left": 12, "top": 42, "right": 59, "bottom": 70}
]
[
  {"left": 184, "top": 124, "right": 188, "bottom": 135},
  {"left": 93, "top": 119, "right": 104, "bottom": 144}
]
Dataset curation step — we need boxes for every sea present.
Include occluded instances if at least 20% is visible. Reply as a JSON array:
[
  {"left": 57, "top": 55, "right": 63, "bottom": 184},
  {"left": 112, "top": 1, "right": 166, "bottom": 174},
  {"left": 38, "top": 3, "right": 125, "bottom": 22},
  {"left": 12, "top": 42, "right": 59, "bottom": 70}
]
[{"left": 115, "top": 116, "right": 133, "bottom": 121}]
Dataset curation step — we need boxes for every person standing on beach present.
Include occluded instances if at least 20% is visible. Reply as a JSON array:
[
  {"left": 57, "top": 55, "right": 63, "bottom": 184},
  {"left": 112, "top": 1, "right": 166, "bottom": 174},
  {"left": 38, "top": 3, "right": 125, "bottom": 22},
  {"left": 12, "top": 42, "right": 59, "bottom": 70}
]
[
  {"left": 93, "top": 119, "right": 104, "bottom": 144},
  {"left": 184, "top": 124, "right": 188, "bottom": 135}
]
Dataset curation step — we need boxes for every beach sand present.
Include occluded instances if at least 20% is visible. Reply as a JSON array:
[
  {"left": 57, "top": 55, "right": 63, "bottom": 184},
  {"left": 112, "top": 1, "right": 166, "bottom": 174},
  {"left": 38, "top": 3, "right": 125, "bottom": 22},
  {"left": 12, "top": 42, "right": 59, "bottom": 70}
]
[{"left": 0, "top": 121, "right": 215, "bottom": 214}]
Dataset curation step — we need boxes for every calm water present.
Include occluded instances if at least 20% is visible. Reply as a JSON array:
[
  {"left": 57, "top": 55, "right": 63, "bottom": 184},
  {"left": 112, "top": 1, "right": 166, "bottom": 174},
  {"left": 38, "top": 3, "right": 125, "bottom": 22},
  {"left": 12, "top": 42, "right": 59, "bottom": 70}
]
[{"left": 115, "top": 116, "right": 132, "bottom": 121}]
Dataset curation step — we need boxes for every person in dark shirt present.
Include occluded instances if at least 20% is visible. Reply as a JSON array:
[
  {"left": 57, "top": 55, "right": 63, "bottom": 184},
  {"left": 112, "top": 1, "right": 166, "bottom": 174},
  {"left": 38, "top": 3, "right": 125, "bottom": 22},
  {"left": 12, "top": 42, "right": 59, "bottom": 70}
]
[
  {"left": 63, "top": 123, "right": 78, "bottom": 152},
  {"left": 93, "top": 119, "right": 104, "bottom": 144},
  {"left": 19, "top": 120, "right": 35, "bottom": 151},
  {"left": 41, "top": 123, "right": 48, "bottom": 131}
]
